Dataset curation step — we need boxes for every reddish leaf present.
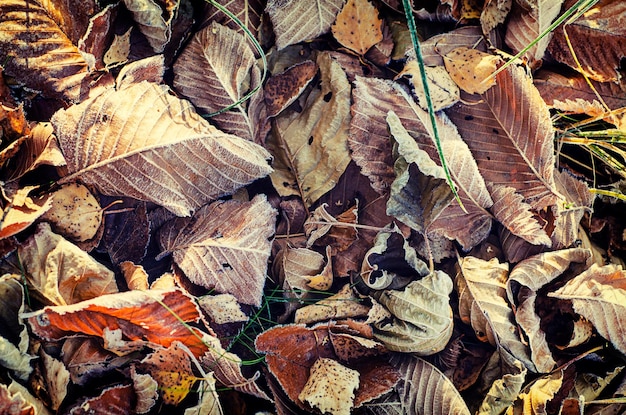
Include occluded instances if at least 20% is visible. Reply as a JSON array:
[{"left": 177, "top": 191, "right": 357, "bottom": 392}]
[{"left": 67, "top": 384, "right": 134, "bottom": 415}]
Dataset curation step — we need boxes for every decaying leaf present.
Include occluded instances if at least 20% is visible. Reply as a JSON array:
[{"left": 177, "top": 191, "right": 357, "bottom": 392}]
[
  {"left": 123, "top": 0, "right": 177, "bottom": 53},
  {"left": 130, "top": 366, "right": 158, "bottom": 414},
  {"left": 396, "top": 63, "right": 460, "bottom": 111},
  {"left": 198, "top": 293, "right": 249, "bottom": 325},
  {"left": 120, "top": 261, "right": 149, "bottom": 291},
  {"left": 481, "top": 0, "right": 513, "bottom": 35},
  {"left": 25, "top": 289, "right": 209, "bottom": 357},
  {"left": 505, "top": 370, "right": 563, "bottom": 415},
  {"left": 298, "top": 357, "right": 359, "bottom": 415},
  {"left": 295, "top": 284, "right": 370, "bottom": 324},
  {"left": 0, "top": 383, "right": 35, "bottom": 415},
  {"left": 61, "top": 337, "right": 134, "bottom": 386},
  {"left": 443, "top": 47, "right": 500, "bottom": 94},
  {"left": 549, "top": 263, "right": 626, "bottom": 355},
  {"left": 0, "top": 274, "right": 33, "bottom": 381},
  {"left": 267, "top": 52, "right": 351, "bottom": 207},
  {"left": 183, "top": 375, "right": 222, "bottom": 415},
  {"left": 201, "top": 0, "right": 264, "bottom": 40},
  {"left": 266, "top": 0, "right": 345, "bottom": 50},
  {"left": 158, "top": 194, "right": 276, "bottom": 307},
  {"left": 304, "top": 202, "right": 358, "bottom": 252},
  {"left": 66, "top": 384, "right": 134, "bottom": 415},
  {"left": 0, "top": 186, "right": 52, "bottom": 240},
  {"left": 264, "top": 60, "right": 318, "bottom": 117},
  {"left": 478, "top": 358, "right": 527, "bottom": 415},
  {"left": 52, "top": 81, "right": 273, "bottom": 217},
  {"left": 103, "top": 27, "right": 132, "bottom": 69},
  {"left": 374, "top": 271, "right": 454, "bottom": 354},
  {"left": 18, "top": 222, "right": 117, "bottom": 306},
  {"left": 331, "top": 0, "right": 383, "bottom": 55},
  {"left": 39, "top": 350, "right": 70, "bottom": 411}
]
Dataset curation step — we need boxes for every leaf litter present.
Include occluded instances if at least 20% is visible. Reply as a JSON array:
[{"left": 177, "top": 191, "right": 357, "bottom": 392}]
[{"left": 1, "top": 0, "right": 626, "bottom": 414}]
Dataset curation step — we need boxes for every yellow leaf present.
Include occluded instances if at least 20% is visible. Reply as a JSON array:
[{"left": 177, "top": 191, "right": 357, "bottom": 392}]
[
  {"left": 331, "top": 0, "right": 383, "bottom": 55},
  {"left": 42, "top": 182, "right": 102, "bottom": 242},
  {"left": 298, "top": 357, "right": 359, "bottom": 415},
  {"left": 443, "top": 47, "right": 501, "bottom": 94}
]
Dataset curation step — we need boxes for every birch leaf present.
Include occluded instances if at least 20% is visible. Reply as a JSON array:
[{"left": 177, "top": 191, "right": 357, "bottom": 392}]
[
  {"left": 549, "top": 263, "right": 626, "bottom": 355},
  {"left": 158, "top": 194, "right": 276, "bottom": 307},
  {"left": 267, "top": 52, "right": 351, "bottom": 207},
  {"left": 266, "top": 0, "right": 345, "bottom": 50},
  {"left": 443, "top": 47, "right": 500, "bottom": 94},
  {"left": 52, "top": 81, "right": 273, "bottom": 217},
  {"left": 298, "top": 358, "right": 359, "bottom": 415},
  {"left": 331, "top": 0, "right": 383, "bottom": 55},
  {"left": 173, "top": 21, "right": 262, "bottom": 142}
]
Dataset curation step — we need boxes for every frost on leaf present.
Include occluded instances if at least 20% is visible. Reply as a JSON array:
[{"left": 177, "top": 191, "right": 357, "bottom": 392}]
[
  {"left": 52, "top": 81, "right": 273, "bottom": 217},
  {"left": 331, "top": 0, "right": 383, "bottom": 56},
  {"left": 158, "top": 194, "right": 276, "bottom": 307},
  {"left": 42, "top": 182, "right": 102, "bottom": 242},
  {"left": 298, "top": 358, "right": 359, "bottom": 415}
]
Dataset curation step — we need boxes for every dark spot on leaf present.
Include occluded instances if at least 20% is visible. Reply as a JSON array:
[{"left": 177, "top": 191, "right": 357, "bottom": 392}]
[
  {"left": 222, "top": 263, "right": 232, "bottom": 270},
  {"left": 323, "top": 91, "right": 332, "bottom": 102},
  {"left": 465, "top": 115, "right": 474, "bottom": 121},
  {"left": 308, "top": 136, "right": 314, "bottom": 145},
  {"left": 492, "top": 128, "right": 499, "bottom": 134}
]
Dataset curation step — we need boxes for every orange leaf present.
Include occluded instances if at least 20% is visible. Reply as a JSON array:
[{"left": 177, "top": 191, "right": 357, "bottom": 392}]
[{"left": 331, "top": 0, "right": 383, "bottom": 55}]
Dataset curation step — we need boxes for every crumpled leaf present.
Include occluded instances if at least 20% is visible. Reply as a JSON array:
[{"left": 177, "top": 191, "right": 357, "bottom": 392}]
[
  {"left": 298, "top": 357, "right": 359, "bottom": 415},
  {"left": 130, "top": 366, "right": 158, "bottom": 414},
  {"left": 39, "top": 350, "right": 70, "bottom": 411},
  {"left": 478, "top": 358, "right": 527, "bottom": 415},
  {"left": 66, "top": 384, "right": 134, "bottom": 415},
  {"left": 102, "top": 198, "right": 149, "bottom": 265},
  {"left": 551, "top": 169, "right": 593, "bottom": 249},
  {"left": 373, "top": 270, "right": 454, "bottom": 354},
  {"left": 25, "top": 289, "right": 209, "bottom": 357},
  {"left": 504, "top": 0, "right": 565, "bottom": 67},
  {"left": 52, "top": 80, "right": 273, "bottom": 217},
  {"left": 331, "top": 0, "right": 383, "bottom": 55},
  {"left": 0, "top": 0, "right": 113, "bottom": 102},
  {"left": 158, "top": 194, "right": 276, "bottom": 307},
  {"left": 505, "top": 370, "right": 563, "bottom": 415},
  {"left": 267, "top": 52, "right": 351, "bottom": 207},
  {"left": 304, "top": 202, "right": 358, "bottom": 252},
  {"left": 183, "top": 375, "right": 222, "bottom": 415},
  {"left": 443, "top": 47, "right": 500, "bottom": 94},
  {"left": 173, "top": 21, "right": 264, "bottom": 142},
  {"left": 295, "top": 284, "right": 370, "bottom": 324},
  {"left": 0, "top": 383, "right": 35, "bottom": 415},
  {"left": 391, "top": 354, "right": 471, "bottom": 415},
  {"left": 201, "top": 0, "right": 264, "bottom": 39},
  {"left": 123, "top": 0, "right": 177, "bottom": 53},
  {"left": 481, "top": 0, "right": 513, "bottom": 35},
  {"left": 0, "top": 186, "right": 52, "bottom": 240},
  {"left": 266, "top": 0, "right": 345, "bottom": 50},
  {"left": 0, "top": 274, "right": 34, "bottom": 381},
  {"left": 18, "top": 222, "right": 117, "bottom": 306},
  {"left": 457, "top": 256, "right": 535, "bottom": 371},
  {"left": 61, "top": 337, "right": 134, "bottom": 386},
  {"left": 507, "top": 248, "right": 591, "bottom": 372},
  {"left": 547, "top": 0, "right": 626, "bottom": 82},
  {"left": 264, "top": 60, "right": 318, "bottom": 118},
  {"left": 549, "top": 263, "right": 626, "bottom": 356},
  {"left": 446, "top": 64, "right": 562, "bottom": 211}
]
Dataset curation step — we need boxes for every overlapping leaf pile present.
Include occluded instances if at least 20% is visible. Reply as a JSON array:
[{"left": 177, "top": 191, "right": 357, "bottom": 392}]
[{"left": 1, "top": 0, "right": 626, "bottom": 414}]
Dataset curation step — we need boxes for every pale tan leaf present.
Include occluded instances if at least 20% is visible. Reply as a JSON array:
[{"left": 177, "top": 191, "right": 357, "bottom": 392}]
[
  {"left": 52, "top": 81, "right": 273, "bottom": 217},
  {"left": 198, "top": 293, "right": 249, "bottom": 325},
  {"left": 374, "top": 271, "right": 453, "bottom": 354},
  {"left": 549, "top": 263, "right": 626, "bottom": 355},
  {"left": 488, "top": 184, "right": 551, "bottom": 246},
  {"left": 158, "top": 195, "right": 276, "bottom": 307},
  {"left": 391, "top": 354, "right": 471, "bottom": 415},
  {"left": 446, "top": 64, "right": 562, "bottom": 211},
  {"left": 481, "top": 0, "right": 513, "bottom": 35},
  {"left": 295, "top": 284, "right": 370, "bottom": 324},
  {"left": 298, "top": 358, "right": 360, "bottom": 415},
  {"left": 0, "top": 187, "right": 52, "bottom": 240},
  {"left": 420, "top": 26, "right": 487, "bottom": 67},
  {"left": 0, "top": 275, "right": 33, "bottom": 381},
  {"left": 201, "top": 0, "right": 264, "bottom": 39},
  {"left": 130, "top": 366, "right": 158, "bottom": 414},
  {"left": 120, "top": 262, "right": 149, "bottom": 291},
  {"left": 0, "top": 383, "right": 35, "bottom": 415},
  {"left": 457, "top": 256, "right": 535, "bottom": 371},
  {"left": 18, "top": 223, "right": 118, "bottom": 306},
  {"left": 551, "top": 169, "right": 593, "bottom": 249},
  {"left": 478, "top": 359, "right": 527, "bottom": 415},
  {"left": 183, "top": 376, "right": 223, "bottom": 415},
  {"left": 173, "top": 22, "right": 261, "bottom": 141},
  {"left": 40, "top": 350, "right": 70, "bottom": 411},
  {"left": 123, "top": 0, "right": 176, "bottom": 53},
  {"left": 331, "top": 0, "right": 383, "bottom": 55},
  {"left": 6, "top": 380, "right": 51, "bottom": 415},
  {"left": 103, "top": 27, "right": 132, "bottom": 69},
  {"left": 506, "top": 371, "right": 563, "bottom": 415},
  {"left": 266, "top": 0, "right": 345, "bottom": 50},
  {"left": 443, "top": 47, "right": 500, "bottom": 94},
  {"left": 42, "top": 182, "right": 102, "bottom": 242},
  {"left": 396, "top": 63, "right": 460, "bottom": 112},
  {"left": 504, "top": 0, "right": 565, "bottom": 66},
  {"left": 267, "top": 52, "right": 351, "bottom": 207},
  {"left": 570, "top": 366, "right": 623, "bottom": 403},
  {"left": 0, "top": 0, "right": 113, "bottom": 102}
]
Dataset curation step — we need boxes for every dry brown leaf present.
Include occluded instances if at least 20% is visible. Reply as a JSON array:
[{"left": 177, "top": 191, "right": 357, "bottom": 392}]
[
  {"left": 130, "top": 366, "right": 158, "bottom": 414},
  {"left": 267, "top": 52, "right": 351, "bottom": 207},
  {"left": 66, "top": 384, "right": 134, "bottom": 415},
  {"left": 551, "top": 169, "right": 593, "bottom": 250},
  {"left": 295, "top": 284, "right": 370, "bottom": 324},
  {"left": 264, "top": 60, "right": 318, "bottom": 117},
  {"left": 478, "top": 358, "right": 527, "bottom": 415},
  {"left": 331, "top": 0, "right": 383, "bottom": 55},
  {"left": 61, "top": 338, "right": 133, "bottom": 386},
  {"left": 547, "top": 0, "right": 626, "bottom": 82},
  {"left": 0, "top": 186, "right": 52, "bottom": 240},
  {"left": 420, "top": 26, "right": 487, "bottom": 67},
  {"left": 52, "top": 81, "right": 272, "bottom": 217},
  {"left": 549, "top": 263, "right": 626, "bottom": 355},
  {"left": 102, "top": 198, "right": 149, "bottom": 265},
  {"left": 0, "top": 275, "right": 33, "bottom": 381},
  {"left": 39, "top": 350, "right": 70, "bottom": 411},
  {"left": 123, "top": 0, "right": 177, "bottom": 53},
  {"left": 120, "top": 261, "right": 149, "bottom": 291},
  {"left": 298, "top": 357, "right": 359, "bottom": 415},
  {"left": 18, "top": 222, "right": 117, "bottom": 306},
  {"left": 103, "top": 27, "right": 132, "bottom": 69},
  {"left": 304, "top": 202, "right": 358, "bottom": 252},
  {"left": 197, "top": 293, "right": 249, "bottom": 325},
  {"left": 481, "top": 0, "right": 513, "bottom": 35},
  {"left": 158, "top": 195, "right": 275, "bottom": 307},
  {"left": 266, "top": 0, "right": 345, "bottom": 50},
  {"left": 505, "top": 0, "right": 565, "bottom": 67},
  {"left": 506, "top": 371, "right": 563, "bottom": 415},
  {"left": 443, "top": 47, "right": 500, "bottom": 94},
  {"left": 173, "top": 21, "right": 263, "bottom": 142},
  {"left": 391, "top": 354, "right": 471, "bottom": 415},
  {"left": 0, "top": 0, "right": 113, "bottom": 102},
  {"left": 0, "top": 383, "right": 35, "bottom": 415},
  {"left": 201, "top": 0, "right": 264, "bottom": 40},
  {"left": 183, "top": 376, "right": 222, "bottom": 415}
]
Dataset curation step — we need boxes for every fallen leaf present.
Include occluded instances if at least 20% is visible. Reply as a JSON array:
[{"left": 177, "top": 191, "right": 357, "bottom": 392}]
[
  {"left": 264, "top": 60, "right": 318, "bottom": 117},
  {"left": 61, "top": 338, "right": 135, "bottom": 386},
  {"left": 120, "top": 261, "right": 149, "bottom": 291},
  {"left": 0, "top": 186, "right": 52, "bottom": 240},
  {"left": 101, "top": 197, "right": 149, "bottom": 265},
  {"left": 373, "top": 271, "right": 454, "bottom": 354},
  {"left": 298, "top": 357, "right": 359, "bottom": 415},
  {"left": 266, "top": 0, "right": 345, "bottom": 50},
  {"left": 25, "top": 289, "right": 209, "bottom": 357},
  {"left": 419, "top": 26, "right": 488, "bottom": 67},
  {"left": 331, "top": 0, "right": 383, "bottom": 55},
  {"left": 549, "top": 263, "right": 626, "bottom": 356},
  {"left": 18, "top": 222, "right": 117, "bottom": 306},
  {"left": 130, "top": 366, "right": 158, "bottom": 414},
  {"left": 551, "top": 169, "right": 593, "bottom": 249},
  {"left": 267, "top": 52, "right": 351, "bottom": 207},
  {"left": 304, "top": 202, "right": 358, "bottom": 252},
  {"left": 52, "top": 81, "right": 273, "bottom": 217},
  {"left": 396, "top": 63, "right": 460, "bottom": 111},
  {"left": 173, "top": 21, "right": 263, "bottom": 142},
  {"left": 481, "top": 0, "right": 513, "bottom": 35},
  {"left": 506, "top": 370, "right": 563, "bottom": 415},
  {"left": 66, "top": 384, "right": 134, "bottom": 415},
  {"left": 39, "top": 350, "right": 70, "bottom": 411},
  {"left": 391, "top": 354, "right": 471, "bottom": 415},
  {"left": 0, "top": 383, "right": 34, "bottom": 415},
  {"left": 158, "top": 194, "right": 276, "bottom": 307},
  {"left": 183, "top": 375, "right": 222, "bottom": 415},
  {"left": 0, "top": 274, "right": 33, "bottom": 381},
  {"left": 123, "top": 0, "right": 176, "bottom": 53},
  {"left": 478, "top": 358, "right": 527, "bottom": 415},
  {"left": 443, "top": 47, "right": 500, "bottom": 94},
  {"left": 201, "top": 0, "right": 264, "bottom": 39},
  {"left": 294, "top": 284, "right": 370, "bottom": 324},
  {"left": 198, "top": 293, "right": 249, "bottom": 325},
  {"left": 103, "top": 27, "right": 132, "bottom": 69}
]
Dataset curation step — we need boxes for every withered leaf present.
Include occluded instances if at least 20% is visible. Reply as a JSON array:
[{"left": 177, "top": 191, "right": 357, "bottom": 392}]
[
  {"left": 0, "top": 186, "right": 52, "bottom": 240},
  {"left": 266, "top": 0, "right": 345, "bottom": 50},
  {"left": 267, "top": 52, "right": 351, "bottom": 207},
  {"left": 123, "top": 0, "right": 176, "bottom": 53},
  {"left": 61, "top": 338, "right": 134, "bottom": 386},
  {"left": 173, "top": 21, "right": 262, "bottom": 142},
  {"left": 67, "top": 384, "right": 134, "bottom": 415},
  {"left": 396, "top": 63, "right": 460, "bottom": 111},
  {"left": 331, "top": 0, "right": 383, "bottom": 55},
  {"left": 42, "top": 182, "right": 102, "bottom": 242},
  {"left": 264, "top": 60, "right": 318, "bottom": 117},
  {"left": 298, "top": 357, "right": 359, "bottom": 415},
  {"left": 130, "top": 366, "right": 158, "bottom": 414},
  {"left": 52, "top": 81, "right": 273, "bottom": 217},
  {"left": 39, "top": 350, "right": 69, "bottom": 411},
  {"left": 480, "top": 0, "right": 513, "bottom": 35},
  {"left": 0, "top": 383, "right": 35, "bottom": 415},
  {"left": 507, "top": 370, "right": 563, "bottom": 415},
  {"left": 183, "top": 376, "right": 222, "bottom": 415},
  {"left": 158, "top": 194, "right": 276, "bottom": 307},
  {"left": 18, "top": 223, "right": 117, "bottom": 306},
  {"left": 201, "top": 0, "right": 264, "bottom": 39},
  {"left": 443, "top": 47, "right": 500, "bottom": 94},
  {"left": 294, "top": 284, "right": 370, "bottom": 324},
  {"left": 0, "top": 275, "right": 33, "bottom": 381}
]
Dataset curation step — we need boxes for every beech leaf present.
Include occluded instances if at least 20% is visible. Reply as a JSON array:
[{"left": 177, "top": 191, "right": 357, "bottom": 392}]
[
  {"left": 391, "top": 354, "right": 471, "bottom": 415},
  {"left": 266, "top": 0, "right": 345, "bottom": 50},
  {"left": 298, "top": 357, "right": 359, "bottom": 415},
  {"left": 52, "top": 81, "right": 273, "bottom": 217},
  {"left": 158, "top": 194, "right": 276, "bottom": 307},
  {"left": 123, "top": 0, "right": 176, "bottom": 53},
  {"left": 173, "top": 21, "right": 262, "bottom": 141},
  {"left": 549, "top": 263, "right": 626, "bottom": 356},
  {"left": 202, "top": 0, "right": 264, "bottom": 39},
  {"left": 331, "top": 0, "right": 383, "bottom": 55}
]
